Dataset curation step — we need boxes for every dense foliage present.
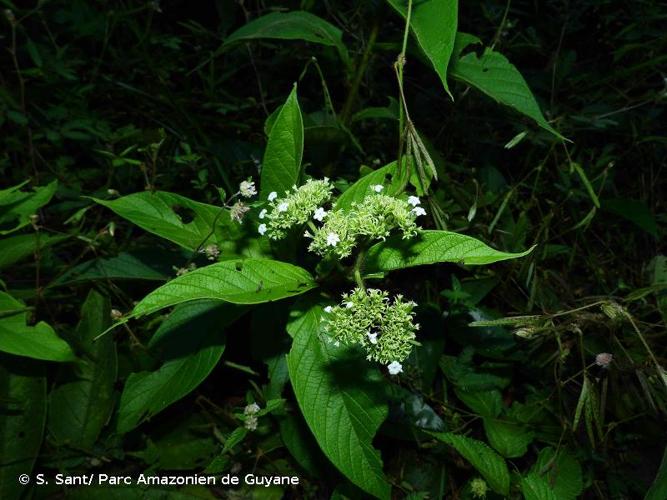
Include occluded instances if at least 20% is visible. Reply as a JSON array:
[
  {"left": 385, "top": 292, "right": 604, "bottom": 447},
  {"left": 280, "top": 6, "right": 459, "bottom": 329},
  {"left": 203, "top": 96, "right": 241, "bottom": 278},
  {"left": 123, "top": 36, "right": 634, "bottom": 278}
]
[{"left": 1, "top": 1, "right": 666, "bottom": 499}]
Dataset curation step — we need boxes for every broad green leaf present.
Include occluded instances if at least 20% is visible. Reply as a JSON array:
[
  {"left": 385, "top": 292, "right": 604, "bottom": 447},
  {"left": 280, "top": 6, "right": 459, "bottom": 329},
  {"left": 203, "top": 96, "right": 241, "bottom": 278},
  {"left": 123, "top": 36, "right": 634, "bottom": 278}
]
[
  {"left": 365, "top": 230, "right": 534, "bottom": 272},
  {"left": 455, "top": 388, "right": 502, "bottom": 417},
  {"left": 0, "top": 180, "right": 57, "bottom": 235},
  {"left": 521, "top": 472, "right": 557, "bottom": 500},
  {"left": 449, "top": 34, "right": 564, "bottom": 140},
  {"left": 287, "top": 304, "right": 391, "bottom": 499},
  {"left": 117, "top": 301, "right": 243, "bottom": 433},
  {"left": 602, "top": 198, "right": 659, "bottom": 237},
  {"left": 483, "top": 419, "right": 534, "bottom": 458},
  {"left": 387, "top": 0, "right": 458, "bottom": 96},
  {"left": 50, "top": 250, "right": 183, "bottom": 286},
  {"left": 48, "top": 290, "right": 117, "bottom": 449},
  {"left": 279, "top": 414, "right": 330, "bottom": 477},
  {"left": 260, "top": 87, "right": 304, "bottom": 200},
  {"left": 0, "top": 356, "right": 46, "bottom": 500},
  {"left": 0, "top": 291, "right": 75, "bottom": 362},
  {"left": 92, "top": 191, "right": 260, "bottom": 254},
  {"left": 429, "top": 432, "right": 510, "bottom": 496},
  {"left": 530, "top": 447, "right": 583, "bottom": 500},
  {"left": 646, "top": 445, "right": 667, "bottom": 500},
  {"left": 131, "top": 259, "right": 316, "bottom": 318},
  {"left": 336, "top": 162, "right": 398, "bottom": 210},
  {"left": 224, "top": 11, "right": 349, "bottom": 65},
  {"left": 0, "top": 233, "right": 68, "bottom": 270}
]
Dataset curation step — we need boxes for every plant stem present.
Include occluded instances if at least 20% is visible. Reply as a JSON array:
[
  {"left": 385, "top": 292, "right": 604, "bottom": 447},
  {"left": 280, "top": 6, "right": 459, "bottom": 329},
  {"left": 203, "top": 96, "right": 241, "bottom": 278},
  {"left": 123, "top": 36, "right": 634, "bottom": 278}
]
[
  {"left": 353, "top": 246, "right": 367, "bottom": 291},
  {"left": 395, "top": 0, "right": 413, "bottom": 191}
]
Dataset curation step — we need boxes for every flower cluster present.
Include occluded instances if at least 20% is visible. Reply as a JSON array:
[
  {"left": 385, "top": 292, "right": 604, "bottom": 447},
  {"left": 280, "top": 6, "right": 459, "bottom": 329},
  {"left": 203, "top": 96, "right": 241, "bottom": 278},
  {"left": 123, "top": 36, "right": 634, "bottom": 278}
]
[
  {"left": 243, "top": 402, "right": 261, "bottom": 431},
  {"left": 308, "top": 191, "right": 423, "bottom": 259},
  {"left": 258, "top": 178, "right": 333, "bottom": 239},
  {"left": 322, "top": 287, "right": 419, "bottom": 372}
]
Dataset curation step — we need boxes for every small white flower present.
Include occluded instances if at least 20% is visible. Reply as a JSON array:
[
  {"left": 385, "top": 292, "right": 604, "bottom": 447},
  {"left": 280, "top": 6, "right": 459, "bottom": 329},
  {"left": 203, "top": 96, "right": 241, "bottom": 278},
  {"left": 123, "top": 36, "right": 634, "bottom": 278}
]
[
  {"left": 408, "top": 196, "right": 421, "bottom": 206},
  {"left": 333, "top": 341, "right": 340, "bottom": 347},
  {"left": 304, "top": 230, "right": 313, "bottom": 238},
  {"left": 345, "top": 301, "right": 354, "bottom": 309},
  {"left": 412, "top": 206, "right": 427, "bottom": 217},
  {"left": 244, "top": 403, "right": 261, "bottom": 415},
  {"left": 259, "top": 208, "right": 267, "bottom": 219},
  {"left": 367, "top": 332, "right": 378, "bottom": 344},
  {"left": 244, "top": 415, "right": 258, "bottom": 431},
  {"left": 326, "top": 232, "right": 340, "bottom": 247},
  {"left": 277, "top": 202, "right": 289, "bottom": 212},
  {"left": 258, "top": 223, "right": 267, "bottom": 235},
  {"left": 387, "top": 361, "right": 403, "bottom": 375},
  {"left": 239, "top": 180, "right": 257, "bottom": 198},
  {"left": 595, "top": 352, "right": 613, "bottom": 368},
  {"left": 110, "top": 309, "right": 123, "bottom": 320},
  {"left": 324, "top": 306, "right": 333, "bottom": 313},
  {"left": 313, "top": 207, "right": 328, "bottom": 222},
  {"left": 370, "top": 184, "right": 384, "bottom": 193},
  {"left": 268, "top": 191, "right": 278, "bottom": 201}
]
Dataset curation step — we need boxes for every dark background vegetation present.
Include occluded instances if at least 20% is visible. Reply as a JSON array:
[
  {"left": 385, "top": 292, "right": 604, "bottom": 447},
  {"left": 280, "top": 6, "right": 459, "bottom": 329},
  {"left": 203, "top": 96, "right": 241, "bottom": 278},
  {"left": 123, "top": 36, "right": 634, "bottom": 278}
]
[{"left": 1, "top": 0, "right": 665, "bottom": 498}]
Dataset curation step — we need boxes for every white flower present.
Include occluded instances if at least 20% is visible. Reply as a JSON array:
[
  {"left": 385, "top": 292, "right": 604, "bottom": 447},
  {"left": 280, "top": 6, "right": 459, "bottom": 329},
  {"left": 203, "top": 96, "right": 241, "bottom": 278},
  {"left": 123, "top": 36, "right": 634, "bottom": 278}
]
[
  {"left": 239, "top": 180, "right": 257, "bottom": 198},
  {"left": 277, "top": 202, "right": 289, "bottom": 212},
  {"left": 259, "top": 208, "right": 267, "bottom": 219},
  {"left": 258, "top": 223, "right": 267, "bottom": 235},
  {"left": 244, "top": 403, "right": 261, "bottom": 415},
  {"left": 333, "top": 340, "right": 340, "bottom": 347},
  {"left": 407, "top": 196, "right": 421, "bottom": 206},
  {"left": 304, "top": 230, "right": 313, "bottom": 238},
  {"left": 244, "top": 415, "right": 258, "bottom": 431},
  {"left": 412, "top": 206, "right": 427, "bottom": 217},
  {"left": 595, "top": 352, "right": 613, "bottom": 368},
  {"left": 326, "top": 232, "right": 340, "bottom": 247},
  {"left": 367, "top": 332, "right": 378, "bottom": 344},
  {"left": 313, "top": 207, "right": 328, "bottom": 222},
  {"left": 230, "top": 201, "right": 250, "bottom": 223},
  {"left": 345, "top": 301, "right": 354, "bottom": 309},
  {"left": 324, "top": 306, "right": 333, "bottom": 313},
  {"left": 370, "top": 184, "right": 384, "bottom": 193},
  {"left": 201, "top": 244, "right": 220, "bottom": 261},
  {"left": 387, "top": 361, "right": 403, "bottom": 375},
  {"left": 268, "top": 191, "right": 278, "bottom": 201}
]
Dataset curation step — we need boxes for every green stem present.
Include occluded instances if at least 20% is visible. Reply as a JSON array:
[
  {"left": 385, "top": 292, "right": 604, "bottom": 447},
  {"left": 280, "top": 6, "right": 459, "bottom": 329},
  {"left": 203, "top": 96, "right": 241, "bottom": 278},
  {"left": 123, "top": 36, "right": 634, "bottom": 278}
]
[
  {"left": 353, "top": 247, "right": 367, "bottom": 291},
  {"left": 395, "top": 0, "right": 413, "bottom": 193}
]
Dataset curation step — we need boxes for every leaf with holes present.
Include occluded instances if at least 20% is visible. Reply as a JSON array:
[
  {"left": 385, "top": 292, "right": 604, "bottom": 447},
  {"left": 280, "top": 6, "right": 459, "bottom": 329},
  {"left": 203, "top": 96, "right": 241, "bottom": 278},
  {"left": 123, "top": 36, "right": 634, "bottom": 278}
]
[
  {"left": 287, "top": 303, "right": 391, "bottom": 499},
  {"left": 260, "top": 87, "right": 304, "bottom": 200},
  {"left": 131, "top": 259, "right": 316, "bottom": 318},
  {"left": 365, "top": 230, "right": 534, "bottom": 272}
]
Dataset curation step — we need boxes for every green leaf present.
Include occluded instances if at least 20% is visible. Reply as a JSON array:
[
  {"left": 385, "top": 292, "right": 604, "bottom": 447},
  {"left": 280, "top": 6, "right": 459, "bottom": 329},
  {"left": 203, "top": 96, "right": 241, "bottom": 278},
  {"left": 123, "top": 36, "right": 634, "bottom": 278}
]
[
  {"left": 365, "top": 230, "right": 534, "bottom": 272},
  {"left": 117, "top": 301, "right": 243, "bottom": 433},
  {"left": 0, "top": 356, "right": 46, "bottom": 500},
  {"left": 521, "top": 472, "right": 557, "bottom": 500},
  {"left": 602, "top": 198, "right": 659, "bottom": 237},
  {"left": 455, "top": 388, "right": 502, "bottom": 417},
  {"left": 92, "top": 191, "right": 257, "bottom": 253},
  {"left": 50, "top": 250, "right": 183, "bottom": 286},
  {"left": 483, "top": 419, "right": 534, "bottom": 458},
  {"left": 429, "top": 432, "right": 510, "bottom": 496},
  {"left": 530, "top": 447, "right": 583, "bottom": 500},
  {"left": 646, "top": 445, "right": 667, "bottom": 500},
  {"left": 335, "top": 162, "right": 398, "bottom": 210},
  {"left": 0, "top": 233, "right": 68, "bottom": 271},
  {"left": 0, "top": 291, "right": 75, "bottom": 362},
  {"left": 387, "top": 0, "right": 459, "bottom": 96},
  {"left": 449, "top": 35, "right": 564, "bottom": 140},
  {"left": 131, "top": 259, "right": 316, "bottom": 318},
  {"left": 260, "top": 87, "right": 304, "bottom": 200},
  {"left": 0, "top": 180, "right": 58, "bottom": 235},
  {"left": 224, "top": 11, "right": 349, "bottom": 65},
  {"left": 287, "top": 303, "right": 391, "bottom": 499},
  {"left": 48, "top": 290, "right": 117, "bottom": 449}
]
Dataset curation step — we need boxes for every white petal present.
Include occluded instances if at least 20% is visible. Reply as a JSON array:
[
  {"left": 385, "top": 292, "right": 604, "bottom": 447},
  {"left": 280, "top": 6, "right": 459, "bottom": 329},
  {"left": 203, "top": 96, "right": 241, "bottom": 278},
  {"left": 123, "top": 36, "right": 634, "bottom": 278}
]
[
  {"left": 277, "top": 202, "right": 289, "bottom": 212},
  {"left": 407, "top": 196, "right": 421, "bottom": 206},
  {"left": 387, "top": 361, "right": 403, "bottom": 375},
  {"left": 259, "top": 209, "right": 267, "bottom": 219},
  {"left": 324, "top": 306, "right": 333, "bottom": 313},
  {"left": 258, "top": 223, "right": 267, "bottom": 235},
  {"left": 268, "top": 191, "right": 278, "bottom": 201}
]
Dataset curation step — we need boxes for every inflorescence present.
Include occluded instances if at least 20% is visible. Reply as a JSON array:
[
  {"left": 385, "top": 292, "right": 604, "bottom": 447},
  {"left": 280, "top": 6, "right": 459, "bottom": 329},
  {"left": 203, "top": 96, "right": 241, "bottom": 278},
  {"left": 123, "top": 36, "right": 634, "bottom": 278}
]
[{"left": 322, "top": 287, "right": 419, "bottom": 374}]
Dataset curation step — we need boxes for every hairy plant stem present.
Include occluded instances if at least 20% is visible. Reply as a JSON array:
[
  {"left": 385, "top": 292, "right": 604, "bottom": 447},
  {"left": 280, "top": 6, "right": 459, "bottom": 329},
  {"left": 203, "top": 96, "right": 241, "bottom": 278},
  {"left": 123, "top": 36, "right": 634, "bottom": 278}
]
[{"left": 395, "top": 0, "right": 413, "bottom": 195}]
